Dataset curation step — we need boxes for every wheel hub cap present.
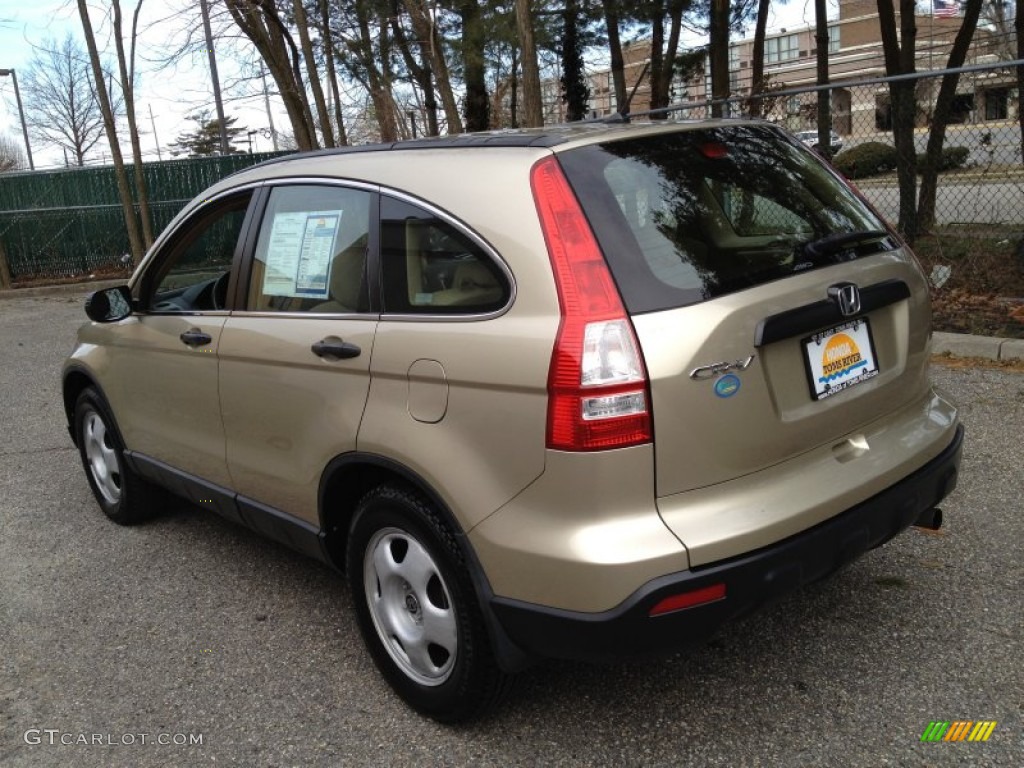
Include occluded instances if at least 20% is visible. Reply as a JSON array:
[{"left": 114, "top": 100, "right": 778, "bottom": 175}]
[{"left": 364, "top": 527, "right": 457, "bottom": 686}]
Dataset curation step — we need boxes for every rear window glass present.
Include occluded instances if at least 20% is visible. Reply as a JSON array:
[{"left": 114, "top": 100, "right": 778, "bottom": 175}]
[{"left": 558, "top": 125, "right": 894, "bottom": 314}]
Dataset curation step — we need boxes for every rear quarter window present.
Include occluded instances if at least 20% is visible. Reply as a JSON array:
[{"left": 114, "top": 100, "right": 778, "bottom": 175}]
[{"left": 379, "top": 196, "right": 511, "bottom": 316}]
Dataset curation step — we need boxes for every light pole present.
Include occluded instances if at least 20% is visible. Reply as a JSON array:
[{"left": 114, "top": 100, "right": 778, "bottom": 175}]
[{"left": 0, "top": 69, "right": 34, "bottom": 171}]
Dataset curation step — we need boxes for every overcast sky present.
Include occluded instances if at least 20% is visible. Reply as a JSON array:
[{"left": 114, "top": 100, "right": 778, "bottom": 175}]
[{"left": 0, "top": 0, "right": 839, "bottom": 169}]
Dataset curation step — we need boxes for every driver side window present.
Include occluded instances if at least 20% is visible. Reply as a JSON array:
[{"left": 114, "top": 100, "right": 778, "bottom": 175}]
[{"left": 149, "top": 193, "right": 252, "bottom": 313}]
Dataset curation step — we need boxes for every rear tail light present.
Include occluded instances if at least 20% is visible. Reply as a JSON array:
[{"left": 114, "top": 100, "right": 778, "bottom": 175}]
[{"left": 531, "top": 156, "right": 652, "bottom": 451}]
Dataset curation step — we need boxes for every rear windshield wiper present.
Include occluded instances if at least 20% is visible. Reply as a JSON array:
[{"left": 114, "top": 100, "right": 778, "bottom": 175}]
[{"left": 799, "top": 229, "right": 890, "bottom": 261}]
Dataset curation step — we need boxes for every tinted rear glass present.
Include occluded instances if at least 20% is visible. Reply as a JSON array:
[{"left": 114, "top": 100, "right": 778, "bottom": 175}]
[{"left": 558, "top": 124, "right": 893, "bottom": 314}]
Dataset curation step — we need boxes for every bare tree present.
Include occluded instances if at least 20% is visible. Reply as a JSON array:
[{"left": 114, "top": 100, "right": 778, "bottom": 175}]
[
  {"left": 401, "top": 0, "right": 463, "bottom": 133},
  {"left": 19, "top": 34, "right": 117, "bottom": 166},
  {"left": 877, "top": 0, "right": 919, "bottom": 241},
  {"left": 318, "top": 0, "right": 348, "bottom": 144},
  {"left": 77, "top": 0, "right": 145, "bottom": 263},
  {"left": 225, "top": 0, "right": 318, "bottom": 150},
  {"left": 388, "top": 0, "right": 441, "bottom": 135},
  {"left": 979, "top": 0, "right": 1016, "bottom": 59},
  {"left": 111, "top": 0, "right": 154, "bottom": 246},
  {"left": 292, "top": 0, "right": 335, "bottom": 146},
  {"left": 649, "top": 1, "right": 688, "bottom": 115},
  {"left": 918, "top": 0, "right": 983, "bottom": 231},
  {"left": 0, "top": 132, "right": 25, "bottom": 172},
  {"left": 602, "top": 0, "right": 628, "bottom": 115}
]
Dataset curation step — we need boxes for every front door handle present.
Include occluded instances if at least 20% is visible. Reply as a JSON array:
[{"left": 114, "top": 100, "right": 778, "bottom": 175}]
[
  {"left": 180, "top": 328, "right": 213, "bottom": 347},
  {"left": 311, "top": 338, "right": 361, "bottom": 359}
]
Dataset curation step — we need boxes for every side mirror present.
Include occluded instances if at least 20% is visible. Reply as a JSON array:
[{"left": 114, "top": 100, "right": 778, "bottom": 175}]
[{"left": 85, "top": 285, "right": 133, "bottom": 323}]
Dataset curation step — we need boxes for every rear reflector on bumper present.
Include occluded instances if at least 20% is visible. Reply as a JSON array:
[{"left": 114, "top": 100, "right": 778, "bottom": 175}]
[{"left": 649, "top": 583, "right": 726, "bottom": 616}]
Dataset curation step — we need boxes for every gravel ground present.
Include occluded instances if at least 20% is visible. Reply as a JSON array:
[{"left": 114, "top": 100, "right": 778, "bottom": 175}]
[{"left": 1, "top": 293, "right": 1021, "bottom": 767}]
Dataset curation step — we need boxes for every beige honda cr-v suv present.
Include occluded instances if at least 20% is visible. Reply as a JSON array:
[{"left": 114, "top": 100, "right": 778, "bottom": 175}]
[{"left": 63, "top": 120, "right": 963, "bottom": 722}]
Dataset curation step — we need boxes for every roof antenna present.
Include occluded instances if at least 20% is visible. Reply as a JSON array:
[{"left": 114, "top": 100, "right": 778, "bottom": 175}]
[{"left": 609, "top": 61, "right": 651, "bottom": 124}]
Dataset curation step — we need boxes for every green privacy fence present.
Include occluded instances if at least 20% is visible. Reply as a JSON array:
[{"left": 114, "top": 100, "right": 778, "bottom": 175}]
[{"left": 0, "top": 152, "right": 289, "bottom": 280}]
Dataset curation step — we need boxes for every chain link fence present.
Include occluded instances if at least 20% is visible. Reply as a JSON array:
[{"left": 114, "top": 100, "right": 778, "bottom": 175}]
[{"left": 0, "top": 152, "right": 288, "bottom": 282}]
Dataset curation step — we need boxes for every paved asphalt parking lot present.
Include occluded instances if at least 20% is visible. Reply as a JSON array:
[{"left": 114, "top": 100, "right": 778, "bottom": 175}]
[{"left": 1, "top": 291, "right": 1021, "bottom": 767}]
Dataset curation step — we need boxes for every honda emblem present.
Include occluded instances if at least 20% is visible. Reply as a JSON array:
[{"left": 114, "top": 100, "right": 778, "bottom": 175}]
[{"left": 828, "top": 282, "right": 861, "bottom": 317}]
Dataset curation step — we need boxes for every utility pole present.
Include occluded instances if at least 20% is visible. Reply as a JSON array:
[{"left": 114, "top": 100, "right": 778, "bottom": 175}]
[
  {"left": 0, "top": 69, "right": 34, "bottom": 170},
  {"left": 260, "top": 63, "right": 279, "bottom": 151},
  {"left": 200, "top": 0, "right": 229, "bottom": 154},
  {"left": 149, "top": 104, "right": 162, "bottom": 161}
]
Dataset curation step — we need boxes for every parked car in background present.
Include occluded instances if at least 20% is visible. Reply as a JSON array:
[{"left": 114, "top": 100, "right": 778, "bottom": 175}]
[
  {"left": 796, "top": 129, "right": 844, "bottom": 155},
  {"left": 63, "top": 119, "right": 962, "bottom": 723}
]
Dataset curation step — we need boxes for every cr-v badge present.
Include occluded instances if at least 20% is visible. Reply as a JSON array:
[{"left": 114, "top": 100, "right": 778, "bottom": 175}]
[{"left": 689, "top": 354, "right": 756, "bottom": 381}]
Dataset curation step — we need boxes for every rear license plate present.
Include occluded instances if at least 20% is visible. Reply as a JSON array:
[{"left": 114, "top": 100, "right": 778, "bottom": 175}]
[{"left": 803, "top": 319, "right": 879, "bottom": 401}]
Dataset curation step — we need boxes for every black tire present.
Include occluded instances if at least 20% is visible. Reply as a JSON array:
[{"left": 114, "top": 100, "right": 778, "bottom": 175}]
[
  {"left": 73, "top": 387, "right": 163, "bottom": 525},
  {"left": 346, "top": 485, "right": 514, "bottom": 723}
]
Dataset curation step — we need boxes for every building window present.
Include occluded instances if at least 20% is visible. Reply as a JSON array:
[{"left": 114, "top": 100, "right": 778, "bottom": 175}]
[
  {"left": 828, "top": 25, "right": 840, "bottom": 53},
  {"left": 729, "top": 47, "right": 740, "bottom": 91},
  {"left": 875, "top": 94, "right": 892, "bottom": 131},
  {"left": 765, "top": 34, "right": 798, "bottom": 64},
  {"left": 984, "top": 88, "right": 1009, "bottom": 121}
]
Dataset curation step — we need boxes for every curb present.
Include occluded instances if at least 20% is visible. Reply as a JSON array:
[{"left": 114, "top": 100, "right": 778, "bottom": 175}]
[
  {"left": 0, "top": 279, "right": 127, "bottom": 301},
  {"left": 2, "top": 283, "right": 1021, "bottom": 362},
  {"left": 933, "top": 331, "right": 1024, "bottom": 362}
]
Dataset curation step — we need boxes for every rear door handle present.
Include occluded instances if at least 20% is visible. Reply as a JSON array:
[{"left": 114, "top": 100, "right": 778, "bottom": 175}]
[
  {"left": 311, "top": 339, "right": 361, "bottom": 359},
  {"left": 180, "top": 329, "right": 213, "bottom": 347}
]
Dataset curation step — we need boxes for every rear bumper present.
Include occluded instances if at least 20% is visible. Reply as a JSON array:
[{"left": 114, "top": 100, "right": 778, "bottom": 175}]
[{"left": 490, "top": 424, "right": 963, "bottom": 662}]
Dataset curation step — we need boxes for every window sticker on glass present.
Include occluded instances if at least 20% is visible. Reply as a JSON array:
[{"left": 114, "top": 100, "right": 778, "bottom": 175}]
[{"left": 263, "top": 210, "right": 343, "bottom": 299}]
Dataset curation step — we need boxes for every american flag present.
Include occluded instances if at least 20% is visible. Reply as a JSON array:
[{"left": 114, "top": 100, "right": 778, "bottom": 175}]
[{"left": 933, "top": 0, "right": 960, "bottom": 17}]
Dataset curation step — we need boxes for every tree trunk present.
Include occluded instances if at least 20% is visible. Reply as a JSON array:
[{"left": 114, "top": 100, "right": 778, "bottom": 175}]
[
  {"left": 403, "top": 0, "right": 462, "bottom": 133},
  {"left": 77, "top": 0, "right": 145, "bottom": 264},
  {"left": 348, "top": 3, "right": 398, "bottom": 141},
  {"left": 649, "top": 7, "right": 665, "bottom": 114},
  {"left": 515, "top": 0, "right": 543, "bottom": 127},
  {"left": 748, "top": 0, "right": 770, "bottom": 117},
  {"left": 710, "top": 0, "right": 730, "bottom": 117},
  {"left": 917, "top": 0, "right": 982, "bottom": 231},
  {"left": 877, "top": 0, "right": 919, "bottom": 241},
  {"left": 225, "top": 0, "right": 317, "bottom": 150},
  {"left": 814, "top": 0, "right": 831, "bottom": 158},
  {"left": 662, "top": 0, "right": 684, "bottom": 104},
  {"left": 319, "top": 0, "right": 348, "bottom": 145},
  {"left": 460, "top": 0, "right": 489, "bottom": 131},
  {"left": 603, "top": 1, "right": 627, "bottom": 115},
  {"left": 0, "top": 240, "right": 12, "bottom": 289},
  {"left": 389, "top": 0, "right": 439, "bottom": 136},
  {"left": 113, "top": 1, "right": 154, "bottom": 248},
  {"left": 293, "top": 0, "right": 335, "bottom": 147}
]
